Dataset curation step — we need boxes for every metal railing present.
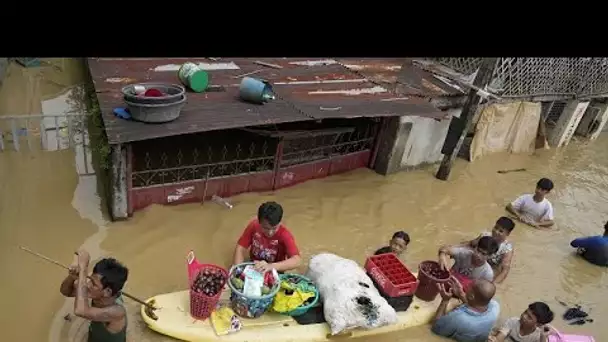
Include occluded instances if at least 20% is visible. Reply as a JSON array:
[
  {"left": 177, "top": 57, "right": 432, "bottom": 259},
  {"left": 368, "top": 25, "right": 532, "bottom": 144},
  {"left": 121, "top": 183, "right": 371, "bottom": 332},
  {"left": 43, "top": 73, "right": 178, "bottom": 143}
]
[
  {"left": 429, "top": 58, "right": 608, "bottom": 99},
  {"left": 0, "top": 113, "right": 93, "bottom": 175}
]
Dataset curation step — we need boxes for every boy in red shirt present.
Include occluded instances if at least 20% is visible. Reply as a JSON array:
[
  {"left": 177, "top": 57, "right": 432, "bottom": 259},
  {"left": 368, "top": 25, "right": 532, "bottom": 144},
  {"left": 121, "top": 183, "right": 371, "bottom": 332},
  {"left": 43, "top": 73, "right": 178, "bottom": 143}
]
[{"left": 233, "top": 201, "right": 302, "bottom": 273}]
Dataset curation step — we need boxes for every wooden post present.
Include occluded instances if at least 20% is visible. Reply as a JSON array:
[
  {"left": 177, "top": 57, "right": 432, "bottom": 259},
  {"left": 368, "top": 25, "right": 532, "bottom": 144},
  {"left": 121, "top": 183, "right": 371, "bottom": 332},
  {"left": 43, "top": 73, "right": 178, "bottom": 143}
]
[
  {"left": 272, "top": 138, "right": 284, "bottom": 190},
  {"left": 435, "top": 58, "right": 499, "bottom": 181},
  {"left": 110, "top": 144, "right": 129, "bottom": 220}
]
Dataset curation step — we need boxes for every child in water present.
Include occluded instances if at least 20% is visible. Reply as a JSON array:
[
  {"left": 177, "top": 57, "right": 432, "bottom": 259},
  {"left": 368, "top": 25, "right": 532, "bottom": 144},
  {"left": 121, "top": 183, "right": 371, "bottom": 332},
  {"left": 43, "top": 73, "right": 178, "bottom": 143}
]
[
  {"left": 375, "top": 231, "right": 410, "bottom": 256},
  {"left": 488, "top": 301, "right": 555, "bottom": 342}
]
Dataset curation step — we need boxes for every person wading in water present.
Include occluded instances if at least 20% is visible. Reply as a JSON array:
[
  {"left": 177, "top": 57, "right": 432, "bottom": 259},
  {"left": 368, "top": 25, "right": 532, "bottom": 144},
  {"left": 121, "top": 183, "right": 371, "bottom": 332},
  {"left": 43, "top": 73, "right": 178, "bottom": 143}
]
[
  {"left": 506, "top": 178, "right": 555, "bottom": 229},
  {"left": 454, "top": 217, "right": 516, "bottom": 284},
  {"left": 431, "top": 278, "right": 500, "bottom": 341},
  {"left": 233, "top": 201, "right": 302, "bottom": 273},
  {"left": 570, "top": 220, "right": 608, "bottom": 267},
  {"left": 59, "top": 249, "right": 129, "bottom": 342}
]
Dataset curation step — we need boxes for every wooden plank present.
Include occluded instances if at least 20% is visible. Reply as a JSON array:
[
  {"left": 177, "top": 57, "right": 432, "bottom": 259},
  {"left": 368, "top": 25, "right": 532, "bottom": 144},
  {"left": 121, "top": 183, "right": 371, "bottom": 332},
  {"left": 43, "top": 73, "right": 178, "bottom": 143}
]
[
  {"left": 253, "top": 61, "right": 283, "bottom": 69},
  {"left": 241, "top": 127, "right": 355, "bottom": 139}
]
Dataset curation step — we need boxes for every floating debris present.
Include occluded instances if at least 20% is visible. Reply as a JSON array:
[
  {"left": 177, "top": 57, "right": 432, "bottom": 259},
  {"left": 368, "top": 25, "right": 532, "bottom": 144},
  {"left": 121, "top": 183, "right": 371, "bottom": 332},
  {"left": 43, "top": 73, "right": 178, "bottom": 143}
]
[
  {"left": 564, "top": 306, "right": 588, "bottom": 320},
  {"left": 569, "top": 318, "right": 594, "bottom": 325},
  {"left": 497, "top": 168, "right": 526, "bottom": 174},
  {"left": 558, "top": 300, "right": 593, "bottom": 326},
  {"left": 211, "top": 195, "right": 233, "bottom": 209}
]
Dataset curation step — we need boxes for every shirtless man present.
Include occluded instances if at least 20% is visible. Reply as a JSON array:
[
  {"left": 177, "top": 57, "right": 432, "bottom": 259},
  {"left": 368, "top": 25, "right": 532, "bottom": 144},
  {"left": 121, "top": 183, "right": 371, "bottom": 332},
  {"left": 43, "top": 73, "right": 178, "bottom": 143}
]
[
  {"left": 59, "top": 249, "right": 129, "bottom": 342},
  {"left": 506, "top": 178, "right": 555, "bottom": 229}
]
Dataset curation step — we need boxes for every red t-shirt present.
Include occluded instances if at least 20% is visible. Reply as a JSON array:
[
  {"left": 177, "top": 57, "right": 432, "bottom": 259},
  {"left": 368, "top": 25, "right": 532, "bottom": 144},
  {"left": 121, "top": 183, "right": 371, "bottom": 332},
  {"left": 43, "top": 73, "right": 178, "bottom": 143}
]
[{"left": 237, "top": 218, "right": 300, "bottom": 263}]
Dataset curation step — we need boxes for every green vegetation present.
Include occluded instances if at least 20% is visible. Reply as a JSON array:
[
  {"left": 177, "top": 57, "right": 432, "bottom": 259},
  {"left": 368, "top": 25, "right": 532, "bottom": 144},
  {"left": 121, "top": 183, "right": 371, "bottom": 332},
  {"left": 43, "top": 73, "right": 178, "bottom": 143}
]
[
  {"left": 79, "top": 59, "right": 112, "bottom": 218},
  {"left": 85, "top": 82, "right": 111, "bottom": 170}
]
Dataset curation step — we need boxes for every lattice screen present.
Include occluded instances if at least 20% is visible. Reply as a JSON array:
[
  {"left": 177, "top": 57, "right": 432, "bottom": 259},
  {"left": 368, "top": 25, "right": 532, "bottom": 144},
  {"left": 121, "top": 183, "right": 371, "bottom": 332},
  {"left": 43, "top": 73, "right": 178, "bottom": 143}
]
[{"left": 429, "top": 58, "right": 608, "bottom": 98}]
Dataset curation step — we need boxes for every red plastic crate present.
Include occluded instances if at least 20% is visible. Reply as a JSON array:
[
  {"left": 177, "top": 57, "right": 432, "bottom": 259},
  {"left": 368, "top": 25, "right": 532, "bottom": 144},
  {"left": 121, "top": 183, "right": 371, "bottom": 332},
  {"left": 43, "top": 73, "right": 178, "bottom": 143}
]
[{"left": 365, "top": 253, "right": 418, "bottom": 297}]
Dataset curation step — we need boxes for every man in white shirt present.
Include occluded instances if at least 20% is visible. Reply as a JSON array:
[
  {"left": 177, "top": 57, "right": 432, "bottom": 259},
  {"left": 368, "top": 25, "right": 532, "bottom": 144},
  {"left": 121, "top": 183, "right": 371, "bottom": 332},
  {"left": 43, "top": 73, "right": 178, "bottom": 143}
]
[{"left": 506, "top": 178, "right": 555, "bottom": 229}]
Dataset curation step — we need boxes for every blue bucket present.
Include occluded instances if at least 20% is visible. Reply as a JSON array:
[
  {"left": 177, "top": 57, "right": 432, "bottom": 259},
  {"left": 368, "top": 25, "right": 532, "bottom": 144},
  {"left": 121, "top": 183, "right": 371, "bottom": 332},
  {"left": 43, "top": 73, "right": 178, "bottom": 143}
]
[
  {"left": 239, "top": 77, "right": 275, "bottom": 104},
  {"left": 228, "top": 262, "right": 280, "bottom": 318}
]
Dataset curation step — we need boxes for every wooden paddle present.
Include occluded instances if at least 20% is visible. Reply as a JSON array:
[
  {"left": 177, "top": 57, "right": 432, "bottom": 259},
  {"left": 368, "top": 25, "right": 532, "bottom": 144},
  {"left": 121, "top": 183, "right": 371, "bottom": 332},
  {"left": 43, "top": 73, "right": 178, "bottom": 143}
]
[{"left": 19, "top": 246, "right": 159, "bottom": 320}]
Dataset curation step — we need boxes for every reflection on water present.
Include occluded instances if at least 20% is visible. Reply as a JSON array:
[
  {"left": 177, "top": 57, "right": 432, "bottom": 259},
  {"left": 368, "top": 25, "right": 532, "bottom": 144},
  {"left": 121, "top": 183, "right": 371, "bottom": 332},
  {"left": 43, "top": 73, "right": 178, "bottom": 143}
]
[{"left": 0, "top": 59, "right": 607, "bottom": 342}]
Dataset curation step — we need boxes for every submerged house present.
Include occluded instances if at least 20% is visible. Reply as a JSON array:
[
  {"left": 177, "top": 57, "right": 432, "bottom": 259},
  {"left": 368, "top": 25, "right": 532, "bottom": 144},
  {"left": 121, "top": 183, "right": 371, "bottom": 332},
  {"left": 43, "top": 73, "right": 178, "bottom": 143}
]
[
  {"left": 88, "top": 58, "right": 465, "bottom": 220},
  {"left": 425, "top": 58, "right": 608, "bottom": 160}
]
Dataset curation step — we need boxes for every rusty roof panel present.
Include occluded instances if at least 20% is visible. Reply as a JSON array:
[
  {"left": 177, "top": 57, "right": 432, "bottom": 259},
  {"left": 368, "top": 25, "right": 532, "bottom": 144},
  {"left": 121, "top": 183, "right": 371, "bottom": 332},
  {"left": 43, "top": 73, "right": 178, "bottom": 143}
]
[
  {"left": 396, "top": 60, "right": 465, "bottom": 97},
  {"left": 88, "top": 58, "right": 446, "bottom": 144},
  {"left": 99, "top": 97, "right": 309, "bottom": 144}
]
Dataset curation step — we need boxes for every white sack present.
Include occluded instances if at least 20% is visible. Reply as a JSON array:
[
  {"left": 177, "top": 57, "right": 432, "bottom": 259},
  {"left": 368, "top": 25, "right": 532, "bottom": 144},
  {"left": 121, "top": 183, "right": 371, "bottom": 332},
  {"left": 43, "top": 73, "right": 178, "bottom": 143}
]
[{"left": 306, "top": 253, "right": 398, "bottom": 335}]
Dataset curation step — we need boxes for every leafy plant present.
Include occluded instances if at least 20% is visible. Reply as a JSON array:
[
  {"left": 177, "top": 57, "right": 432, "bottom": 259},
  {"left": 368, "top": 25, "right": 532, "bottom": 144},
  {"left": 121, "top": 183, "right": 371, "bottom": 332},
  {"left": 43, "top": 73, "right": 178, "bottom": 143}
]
[{"left": 83, "top": 81, "right": 111, "bottom": 170}]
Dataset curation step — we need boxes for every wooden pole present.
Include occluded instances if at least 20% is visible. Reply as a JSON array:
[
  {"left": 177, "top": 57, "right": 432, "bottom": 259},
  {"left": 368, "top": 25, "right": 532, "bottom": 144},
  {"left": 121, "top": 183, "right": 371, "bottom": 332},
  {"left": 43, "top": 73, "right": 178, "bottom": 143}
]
[
  {"left": 19, "top": 246, "right": 157, "bottom": 311},
  {"left": 435, "top": 58, "right": 499, "bottom": 181}
]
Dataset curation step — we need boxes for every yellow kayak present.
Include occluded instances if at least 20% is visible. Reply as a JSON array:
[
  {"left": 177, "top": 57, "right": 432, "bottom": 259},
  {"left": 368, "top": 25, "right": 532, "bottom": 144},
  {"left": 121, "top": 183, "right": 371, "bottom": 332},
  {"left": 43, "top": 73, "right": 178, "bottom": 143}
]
[{"left": 140, "top": 285, "right": 447, "bottom": 342}]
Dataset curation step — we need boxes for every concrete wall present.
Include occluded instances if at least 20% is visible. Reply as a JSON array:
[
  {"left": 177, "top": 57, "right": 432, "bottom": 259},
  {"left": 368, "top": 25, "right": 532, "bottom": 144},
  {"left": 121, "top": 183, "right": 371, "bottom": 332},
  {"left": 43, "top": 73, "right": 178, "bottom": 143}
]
[
  {"left": 400, "top": 108, "right": 462, "bottom": 168},
  {"left": 373, "top": 108, "right": 462, "bottom": 175},
  {"left": 0, "top": 58, "right": 9, "bottom": 87}
]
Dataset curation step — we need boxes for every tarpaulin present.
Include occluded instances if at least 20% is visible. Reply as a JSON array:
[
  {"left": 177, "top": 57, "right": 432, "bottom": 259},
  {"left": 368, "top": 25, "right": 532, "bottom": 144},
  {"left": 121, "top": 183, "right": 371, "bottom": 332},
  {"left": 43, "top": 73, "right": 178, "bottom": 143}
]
[{"left": 470, "top": 101, "right": 548, "bottom": 161}]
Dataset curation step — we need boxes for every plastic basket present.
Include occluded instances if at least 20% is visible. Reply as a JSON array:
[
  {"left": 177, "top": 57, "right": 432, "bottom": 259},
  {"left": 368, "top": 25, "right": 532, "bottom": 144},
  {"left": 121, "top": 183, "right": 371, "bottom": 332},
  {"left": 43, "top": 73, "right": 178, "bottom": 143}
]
[
  {"left": 227, "top": 262, "right": 280, "bottom": 318},
  {"left": 187, "top": 251, "right": 228, "bottom": 320},
  {"left": 277, "top": 273, "right": 319, "bottom": 317},
  {"left": 548, "top": 329, "right": 595, "bottom": 342},
  {"left": 364, "top": 253, "right": 418, "bottom": 297}
]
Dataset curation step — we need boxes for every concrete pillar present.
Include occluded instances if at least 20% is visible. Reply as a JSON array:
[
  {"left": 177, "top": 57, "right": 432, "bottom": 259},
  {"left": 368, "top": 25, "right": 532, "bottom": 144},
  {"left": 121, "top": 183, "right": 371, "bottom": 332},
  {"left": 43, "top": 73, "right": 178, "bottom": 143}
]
[
  {"left": 110, "top": 144, "right": 128, "bottom": 220},
  {"left": 373, "top": 117, "right": 412, "bottom": 175},
  {"left": 547, "top": 100, "right": 590, "bottom": 148},
  {"left": 0, "top": 58, "right": 8, "bottom": 87}
]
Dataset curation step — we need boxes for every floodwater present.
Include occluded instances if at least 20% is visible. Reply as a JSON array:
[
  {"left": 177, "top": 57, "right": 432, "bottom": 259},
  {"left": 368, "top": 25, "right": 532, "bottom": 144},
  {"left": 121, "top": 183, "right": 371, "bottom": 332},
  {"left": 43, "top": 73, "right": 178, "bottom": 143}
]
[{"left": 1, "top": 59, "right": 606, "bottom": 342}]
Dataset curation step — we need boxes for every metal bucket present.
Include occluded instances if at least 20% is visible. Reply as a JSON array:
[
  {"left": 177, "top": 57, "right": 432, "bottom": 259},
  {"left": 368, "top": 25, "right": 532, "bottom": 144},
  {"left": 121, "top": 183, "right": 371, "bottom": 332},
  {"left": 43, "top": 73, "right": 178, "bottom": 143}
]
[
  {"left": 239, "top": 77, "right": 275, "bottom": 104},
  {"left": 124, "top": 96, "right": 186, "bottom": 123},
  {"left": 122, "top": 83, "right": 185, "bottom": 104}
]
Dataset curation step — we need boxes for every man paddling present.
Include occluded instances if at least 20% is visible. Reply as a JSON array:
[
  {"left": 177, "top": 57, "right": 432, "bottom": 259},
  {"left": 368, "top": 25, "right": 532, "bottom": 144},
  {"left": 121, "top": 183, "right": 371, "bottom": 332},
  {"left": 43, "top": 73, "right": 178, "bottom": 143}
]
[{"left": 59, "top": 249, "right": 129, "bottom": 342}]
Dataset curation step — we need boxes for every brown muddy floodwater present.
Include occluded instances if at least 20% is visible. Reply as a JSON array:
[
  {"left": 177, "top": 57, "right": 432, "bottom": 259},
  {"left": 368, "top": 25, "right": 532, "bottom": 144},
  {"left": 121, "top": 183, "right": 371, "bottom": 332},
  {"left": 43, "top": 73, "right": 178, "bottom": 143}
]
[{"left": 1, "top": 59, "right": 607, "bottom": 342}]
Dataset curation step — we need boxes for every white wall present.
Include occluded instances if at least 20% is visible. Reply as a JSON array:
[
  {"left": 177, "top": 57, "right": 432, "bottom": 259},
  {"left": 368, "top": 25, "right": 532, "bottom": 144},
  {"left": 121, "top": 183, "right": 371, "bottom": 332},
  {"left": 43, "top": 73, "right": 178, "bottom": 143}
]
[
  {"left": 399, "top": 108, "right": 462, "bottom": 167},
  {"left": 548, "top": 101, "right": 590, "bottom": 148}
]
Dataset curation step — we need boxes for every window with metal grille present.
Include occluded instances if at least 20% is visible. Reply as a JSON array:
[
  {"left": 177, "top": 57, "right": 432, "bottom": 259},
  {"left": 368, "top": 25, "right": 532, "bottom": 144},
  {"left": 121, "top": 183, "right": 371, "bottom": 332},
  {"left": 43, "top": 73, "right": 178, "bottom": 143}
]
[{"left": 545, "top": 101, "right": 567, "bottom": 125}]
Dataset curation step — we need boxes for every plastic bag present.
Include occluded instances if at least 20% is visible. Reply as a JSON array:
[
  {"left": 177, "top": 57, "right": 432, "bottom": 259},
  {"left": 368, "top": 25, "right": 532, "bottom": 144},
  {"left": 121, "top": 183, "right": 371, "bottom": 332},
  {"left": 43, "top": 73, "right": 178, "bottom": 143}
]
[
  {"left": 242, "top": 265, "right": 264, "bottom": 297},
  {"left": 210, "top": 306, "right": 242, "bottom": 336},
  {"left": 306, "top": 253, "right": 397, "bottom": 335}
]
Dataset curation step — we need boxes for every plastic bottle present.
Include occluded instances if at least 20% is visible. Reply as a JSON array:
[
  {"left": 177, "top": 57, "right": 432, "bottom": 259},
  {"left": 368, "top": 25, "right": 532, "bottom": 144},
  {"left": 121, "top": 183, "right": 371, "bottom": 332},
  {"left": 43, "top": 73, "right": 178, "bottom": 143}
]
[{"left": 211, "top": 195, "right": 233, "bottom": 209}]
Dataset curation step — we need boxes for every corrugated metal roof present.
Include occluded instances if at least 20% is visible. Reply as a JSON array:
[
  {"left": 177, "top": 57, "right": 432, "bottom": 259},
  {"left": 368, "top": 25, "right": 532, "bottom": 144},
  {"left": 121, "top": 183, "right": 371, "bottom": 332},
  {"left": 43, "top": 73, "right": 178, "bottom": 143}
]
[
  {"left": 395, "top": 59, "right": 467, "bottom": 97},
  {"left": 88, "top": 58, "right": 446, "bottom": 144}
]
